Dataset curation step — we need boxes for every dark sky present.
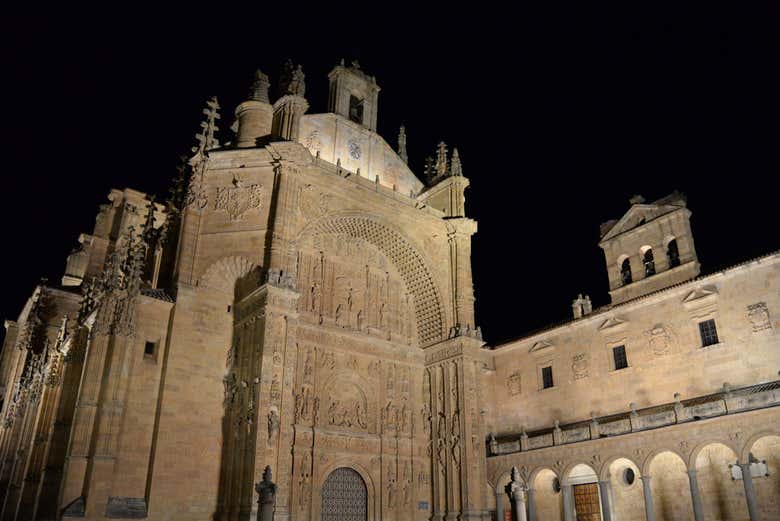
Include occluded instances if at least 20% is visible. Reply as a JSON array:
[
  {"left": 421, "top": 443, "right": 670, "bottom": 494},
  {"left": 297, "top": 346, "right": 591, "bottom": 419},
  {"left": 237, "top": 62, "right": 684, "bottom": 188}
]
[{"left": 1, "top": 11, "right": 778, "bottom": 346}]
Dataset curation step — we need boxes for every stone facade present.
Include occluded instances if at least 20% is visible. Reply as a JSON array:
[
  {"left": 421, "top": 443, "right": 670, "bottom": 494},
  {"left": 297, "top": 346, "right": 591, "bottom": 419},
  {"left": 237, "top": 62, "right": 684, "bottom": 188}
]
[{"left": 0, "top": 61, "right": 777, "bottom": 521}]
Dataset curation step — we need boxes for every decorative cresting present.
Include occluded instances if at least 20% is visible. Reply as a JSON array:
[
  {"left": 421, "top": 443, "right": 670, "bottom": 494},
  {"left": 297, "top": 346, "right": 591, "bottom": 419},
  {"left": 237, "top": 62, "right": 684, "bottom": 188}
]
[
  {"left": 321, "top": 467, "right": 367, "bottom": 521},
  {"left": 306, "top": 216, "right": 444, "bottom": 345},
  {"left": 199, "top": 256, "right": 261, "bottom": 296}
]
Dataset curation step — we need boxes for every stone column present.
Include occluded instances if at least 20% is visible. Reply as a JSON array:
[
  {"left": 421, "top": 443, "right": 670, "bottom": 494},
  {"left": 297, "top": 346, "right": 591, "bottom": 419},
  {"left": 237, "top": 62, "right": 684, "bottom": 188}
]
[
  {"left": 598, "top": 481, "right": 613, "bottom": 521},
  {"left": 527, "top": 487, "right": 536, "bottom": 521},
  {"left": 738, "top": 463, "right": 762, "bottom": 521},
  {"left": 507, "top": 480, "right": 527, "bottom": 521},
  {"left": 561, "top": 484, "right": 574, "bottom": 521},
  {"left": 495, "top": 491, "right": 504, "bottom": 521},
  {"left": 255, "top": 466, "right": 276, "bottom": 521},
  {"left": 686, "top": 469, "right": 704, "bottom": 521},
  {"left": 640, "top": 475, "right": 656, "bottom": 521}
]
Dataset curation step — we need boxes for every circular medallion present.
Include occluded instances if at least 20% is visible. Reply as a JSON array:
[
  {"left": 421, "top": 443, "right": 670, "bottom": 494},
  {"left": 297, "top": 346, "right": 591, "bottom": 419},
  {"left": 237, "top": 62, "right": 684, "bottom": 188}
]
[{"left": 348, "top": 140, "right": 361, "bottom": 160}]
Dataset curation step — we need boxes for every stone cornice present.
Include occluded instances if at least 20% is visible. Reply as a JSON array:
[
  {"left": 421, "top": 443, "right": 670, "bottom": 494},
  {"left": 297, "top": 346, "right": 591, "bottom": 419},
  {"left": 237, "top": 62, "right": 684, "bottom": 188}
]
[{"left": 492, "top": 250, "right": 780, "bottom": 355}]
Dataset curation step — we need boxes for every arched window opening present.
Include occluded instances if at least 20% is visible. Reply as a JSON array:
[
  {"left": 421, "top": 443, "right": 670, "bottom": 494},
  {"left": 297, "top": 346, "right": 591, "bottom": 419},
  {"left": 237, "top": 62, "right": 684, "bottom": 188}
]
[
  {"left": 620, "top": 258, "right": 632, "bottom": 285},
  {"left": 667, "top": 239, "right": 680, "bottom": 268},
  {"left": 643, "top": 249, "right": 656, "bottom": 277}
]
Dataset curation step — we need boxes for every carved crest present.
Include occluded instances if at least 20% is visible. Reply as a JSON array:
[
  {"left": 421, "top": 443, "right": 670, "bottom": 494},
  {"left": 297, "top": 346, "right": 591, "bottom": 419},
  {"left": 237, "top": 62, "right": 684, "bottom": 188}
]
[
  {"left": 645, "top": 325, "right": 673, "bottom": 356},
  {"left": 747, "top": 302, "right": 771, "bottom": 332},
  {"left": 506, "top": 371, "right": 522, "bottom": 396},
  {"left": 572, "top": 353, "right": 589, "bottom": 379},
  {"left": 215, "top": 173, "right": 264, "bottom": 221}
]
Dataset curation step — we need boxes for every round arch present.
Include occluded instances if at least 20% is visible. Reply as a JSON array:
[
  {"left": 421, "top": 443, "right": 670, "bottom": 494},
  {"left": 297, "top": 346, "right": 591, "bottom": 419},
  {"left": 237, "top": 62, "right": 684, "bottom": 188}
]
[
  {"left": 314, "top": 462, "right": 376, "bottom": 521},
  {"left": 599, "top": 454, "right": 641, "bottom": 481},
  {"left": 741, "top": 429, "right": 780, "bottom": 463},
  {"left": 528, "top": 465, "right": 560, "bottom": 484},
  {"left": 294, "top": 213, "right": 447, "bottom": 345},
  {"left": 688, "top": 438, "right": 740, "bottom": 470},
  {"left": 641, "top": 447, "right": 688, "bottom": 476}
]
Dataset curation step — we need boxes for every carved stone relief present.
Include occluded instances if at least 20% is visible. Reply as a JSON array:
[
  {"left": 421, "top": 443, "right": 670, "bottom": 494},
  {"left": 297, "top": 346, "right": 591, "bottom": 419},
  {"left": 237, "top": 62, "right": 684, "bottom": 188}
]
[
  {"left": 506, "top": 371, "right": 522, "bottom": 395},
  {"left": 214, "top": 173, "right": 264, "bottom": 221},
  {"left": 747, "top": 302, "right": 771, "bottom": 332},
  {"left": 572, "top": 353, "right": 589, "bottom": 380},
  {"left": 645, "top": 325, "right": 673, "bottom": 356}
]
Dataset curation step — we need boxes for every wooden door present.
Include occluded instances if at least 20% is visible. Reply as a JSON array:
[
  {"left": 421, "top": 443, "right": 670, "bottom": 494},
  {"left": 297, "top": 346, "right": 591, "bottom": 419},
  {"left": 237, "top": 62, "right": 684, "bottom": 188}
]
[{"left": 573, "top": 483, "right": 601, "bottom": 521}]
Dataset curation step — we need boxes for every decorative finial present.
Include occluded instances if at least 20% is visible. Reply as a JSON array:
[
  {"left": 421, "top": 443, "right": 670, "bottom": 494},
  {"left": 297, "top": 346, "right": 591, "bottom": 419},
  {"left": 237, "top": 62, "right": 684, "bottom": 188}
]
[
  {"left": 248, "top": 69, "right": 270, "bottom": 103},
  {"left": 279, "top": 60, "right": 305, "bottom": 97},
  {"left": 423, "top": 156, "right": 435, "bottom": 182},
  {"left": 351, "top": 59, "right": 361, "bottom": 69},
  {"left": 450, "top": 147, "right": 462, "bottom": 177},
  {"left": 398, "top": 125, "right": 408, "bottom": 164},
  {"left": 435, "top": 141, "right": 448, "bottom": 177},
  {"left": 629, "top": 194, "right": 646, "bottom": 205}
]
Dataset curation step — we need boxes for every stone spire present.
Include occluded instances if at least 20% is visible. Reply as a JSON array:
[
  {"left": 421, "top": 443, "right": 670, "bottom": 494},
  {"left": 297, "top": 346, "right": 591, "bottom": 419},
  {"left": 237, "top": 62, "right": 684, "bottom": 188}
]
[
  {"left": 273, "top": 61, "right": 309, "bottom": 141},
  {"left": 236, "top": 70, "right": 273, "bottom": 148},
  {"left": 450, "top": 147, "right": 462, "bottom": 177},
  {"left": 248, "top": 69, "right": 270, "bottom": 103},
  {"left": 398, "top": 125, "right": 408, "bottom": 164}
]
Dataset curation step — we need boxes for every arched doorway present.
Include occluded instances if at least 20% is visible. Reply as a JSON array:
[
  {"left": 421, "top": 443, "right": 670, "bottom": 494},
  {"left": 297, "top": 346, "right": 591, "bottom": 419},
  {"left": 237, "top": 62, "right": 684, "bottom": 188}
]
[{"left": 321, "top": 467, "right": 367, "bottom": 521}]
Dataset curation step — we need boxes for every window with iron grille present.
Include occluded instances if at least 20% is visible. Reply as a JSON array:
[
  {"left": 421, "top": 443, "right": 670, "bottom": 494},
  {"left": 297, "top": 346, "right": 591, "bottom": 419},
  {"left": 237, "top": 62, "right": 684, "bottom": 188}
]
[
  {"left": 613, "top": 345, "right": 628, "bottom": 370},
  {"left": 542, "top": 366, "right": 554, "bottom": 389},
  {"left": 698, "top": 319, "right": 719, "bottom": 347}
]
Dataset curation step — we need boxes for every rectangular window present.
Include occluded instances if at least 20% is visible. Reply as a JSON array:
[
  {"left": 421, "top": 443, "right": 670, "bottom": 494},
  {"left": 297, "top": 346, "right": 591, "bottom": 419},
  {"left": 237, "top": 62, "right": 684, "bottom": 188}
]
[
  {"left": 349, "top": 95, "right": 364, "bottom": 124},
  {"left": 144, "top": 341, "right": 156, "bottom": 358},
  {"left": 541, "top": 366, "right": 554, "bottom": 389},
  {"left": 698, "top": 319, "right": 719, "bottom": 347},
  {"left": 612, "top": 345, "right": 628, "bottom": 370}
]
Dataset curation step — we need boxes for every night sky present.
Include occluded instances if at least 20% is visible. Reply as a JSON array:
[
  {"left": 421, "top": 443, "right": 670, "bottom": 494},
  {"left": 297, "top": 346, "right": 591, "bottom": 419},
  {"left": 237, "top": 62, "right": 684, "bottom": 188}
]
[{"left": 1, "top": 12, "right": 778, "bottom": 346}]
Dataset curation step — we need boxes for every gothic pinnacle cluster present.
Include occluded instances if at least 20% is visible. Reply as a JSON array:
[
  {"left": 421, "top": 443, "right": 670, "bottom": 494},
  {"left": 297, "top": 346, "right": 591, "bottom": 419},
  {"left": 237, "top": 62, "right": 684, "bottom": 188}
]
[{"left": 424, "top": 140, "right": 463, "bottom": 184}]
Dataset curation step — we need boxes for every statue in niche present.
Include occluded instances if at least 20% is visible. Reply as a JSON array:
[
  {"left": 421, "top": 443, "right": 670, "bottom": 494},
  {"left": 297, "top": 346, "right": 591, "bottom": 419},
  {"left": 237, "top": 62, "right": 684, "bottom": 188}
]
[
  {"left": 309, "top": 282, "right": 320, "bottom": 313},
  {"left": 379, "top": 302, "right": 387, "bottom": 329},
  {"left": 421, "top": 403, "right": 432, "bottom": 435},
  {"left": 400, "top": 402, "right": 409, "bottom": 432},
  {"left": 298, "top": 452, "right": 310, "bottom": 507},
  {"left": 267, "top": 409, "right": 280, "bottom": 444},
  {"left": 387, "top": 479, "right": 396, "bottom": 508},
  {"left": 303, "top": 349, "right": 313, "bottom": 383}
]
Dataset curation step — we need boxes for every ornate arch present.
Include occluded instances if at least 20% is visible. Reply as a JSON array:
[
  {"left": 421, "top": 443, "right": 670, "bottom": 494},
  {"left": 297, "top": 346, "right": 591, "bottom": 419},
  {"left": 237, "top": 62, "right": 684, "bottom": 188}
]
[
  {"left": 314, "top": 462, "right": 376, "bottom": 521},
  {"left": 199, "top": 256, "right": 261, "bottom": 296},
  {"left": 295, "top": 214, "right": 446, "bottom": 345}
]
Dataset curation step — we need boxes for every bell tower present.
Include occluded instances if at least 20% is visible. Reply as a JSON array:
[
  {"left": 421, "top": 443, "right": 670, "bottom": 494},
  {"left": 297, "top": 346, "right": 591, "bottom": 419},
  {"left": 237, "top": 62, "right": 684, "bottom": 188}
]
[
  {"left": 327, "top": 60, "right": 380, "bottom": 131},
  {"left": 599, "top": 192, "right": 700, "bottom": 304}
]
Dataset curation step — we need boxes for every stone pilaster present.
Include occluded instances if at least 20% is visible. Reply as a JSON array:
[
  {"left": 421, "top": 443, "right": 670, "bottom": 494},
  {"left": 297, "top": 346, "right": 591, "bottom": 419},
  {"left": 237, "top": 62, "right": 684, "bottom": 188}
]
[
  {"left": 446, "top": 218, "right": 478, "bottom": 332},
  {"left": 423, "top": 334, "right": 488, "bottom": 521}
]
